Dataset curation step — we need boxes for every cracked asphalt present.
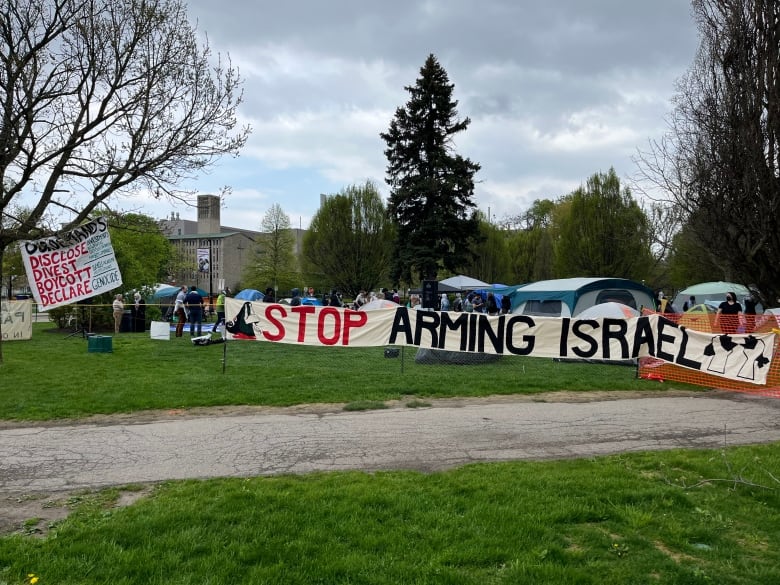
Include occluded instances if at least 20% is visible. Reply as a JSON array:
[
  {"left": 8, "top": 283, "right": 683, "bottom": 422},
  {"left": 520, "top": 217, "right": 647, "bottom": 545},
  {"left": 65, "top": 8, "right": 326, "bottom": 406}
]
[{"left": 2, "top": 391, "right": 780, "bottom": 495}]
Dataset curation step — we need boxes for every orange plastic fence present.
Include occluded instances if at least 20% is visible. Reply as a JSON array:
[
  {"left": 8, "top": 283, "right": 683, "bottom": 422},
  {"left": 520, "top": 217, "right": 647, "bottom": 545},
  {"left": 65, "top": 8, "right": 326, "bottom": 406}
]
[{"left": 638, "top": 310, "right": 780, "bottom": 398}]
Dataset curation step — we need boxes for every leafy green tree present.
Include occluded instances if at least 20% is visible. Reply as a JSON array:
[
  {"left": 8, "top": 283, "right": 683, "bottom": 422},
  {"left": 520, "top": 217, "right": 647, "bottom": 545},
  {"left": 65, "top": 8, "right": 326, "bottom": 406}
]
[
  {"left": 106, "top": 212, "right": 174, "bottom": 293},
  {"left": 507, "top": 199, "right": 557, "bottom": 283},
  {"left": 555, "top": 169, "right": 652, "bottom": 280},
  {"left": 667, "top": 219, "right": 726, "bottom": 290},
  {"left": 508, "top": 228, "right": 555, "bottom": 284},
  {"left": 460, "top": 217, "right": 511, "bottom": 284},
  {"left": 243, "top": 204, "right": 298, "bottom": 296},
  {"left": 302, "top": 181, "right": 394, "bottom": 296},
  {"left": 381, "top": 54, "right": 481, "bottom": 283}
]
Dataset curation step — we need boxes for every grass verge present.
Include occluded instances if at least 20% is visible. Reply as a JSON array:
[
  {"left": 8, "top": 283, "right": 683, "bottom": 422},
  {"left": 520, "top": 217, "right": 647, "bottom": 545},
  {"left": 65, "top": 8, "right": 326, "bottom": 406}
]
[
  {"left": 0, "top": 323, "right": 696, "bottom": 421},
  {"left": 1, "top": 444, "right": 778, "bottom": 584}
]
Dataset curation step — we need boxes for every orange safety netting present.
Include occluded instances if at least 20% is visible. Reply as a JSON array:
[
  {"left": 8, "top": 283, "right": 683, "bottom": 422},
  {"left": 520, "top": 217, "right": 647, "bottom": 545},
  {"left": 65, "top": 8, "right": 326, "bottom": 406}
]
[{"left": 638, "top": 310, "right": 780, "bottom": 398}]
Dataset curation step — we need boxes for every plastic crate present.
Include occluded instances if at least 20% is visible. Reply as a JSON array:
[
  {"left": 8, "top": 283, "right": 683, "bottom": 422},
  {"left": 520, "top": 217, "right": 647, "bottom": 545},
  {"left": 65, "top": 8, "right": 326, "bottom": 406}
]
[{"left": 88, "top": 335, "right": 113, "bottom": 353}]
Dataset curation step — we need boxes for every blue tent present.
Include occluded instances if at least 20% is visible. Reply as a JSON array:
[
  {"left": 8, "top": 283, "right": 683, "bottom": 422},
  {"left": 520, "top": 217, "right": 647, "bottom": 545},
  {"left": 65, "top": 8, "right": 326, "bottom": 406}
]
[
  {"left": 150, "top": 284, "right": 180, "bottom": 300},
  {"left": 235, "top": 288, "right": 264, "bottom": 301}
]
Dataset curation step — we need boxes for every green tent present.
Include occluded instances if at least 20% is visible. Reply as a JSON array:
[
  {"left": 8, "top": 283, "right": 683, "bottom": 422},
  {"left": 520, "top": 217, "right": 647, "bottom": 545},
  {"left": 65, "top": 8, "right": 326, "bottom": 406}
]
[{"left": 673, "top": 282, "right": 751, "bottom": 309}]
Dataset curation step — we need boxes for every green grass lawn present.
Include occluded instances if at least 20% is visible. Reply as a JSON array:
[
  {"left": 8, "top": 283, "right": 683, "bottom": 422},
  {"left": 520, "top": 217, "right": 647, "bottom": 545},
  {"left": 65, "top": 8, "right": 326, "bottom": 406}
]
[
  {"left": 0, "top": 322, "right": 693, "bottom": 421},
  {"left": 1, "top": 445, "right": 779, "bottom": 584},
  {"left": 6, "top": 323, "right": 774, "bottom": 585}
]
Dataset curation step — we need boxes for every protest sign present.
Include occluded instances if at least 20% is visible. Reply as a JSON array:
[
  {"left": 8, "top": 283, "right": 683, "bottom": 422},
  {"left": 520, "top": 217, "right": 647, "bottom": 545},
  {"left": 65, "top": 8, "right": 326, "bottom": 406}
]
[
  {"left": 1, "top": 299, "right": 33, "bottom": 341},
  {"left": 19, "top": 217, "right": 122, "bottom": 310},
  {"left": 224, "top": 298, "right": 776, "bottom": 386}
]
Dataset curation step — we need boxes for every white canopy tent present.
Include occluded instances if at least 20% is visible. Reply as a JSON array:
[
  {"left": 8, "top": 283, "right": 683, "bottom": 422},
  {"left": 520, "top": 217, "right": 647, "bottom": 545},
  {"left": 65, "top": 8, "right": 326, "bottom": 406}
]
[{"left": 439, "top": 275, "right": 490, "bottom": 291}]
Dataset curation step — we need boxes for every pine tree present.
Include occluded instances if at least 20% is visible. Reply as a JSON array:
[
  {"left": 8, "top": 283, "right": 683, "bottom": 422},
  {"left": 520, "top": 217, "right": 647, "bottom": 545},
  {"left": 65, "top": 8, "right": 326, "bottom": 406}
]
[{"left": 381, "top": 54, "right": 480, "bottom": 283}]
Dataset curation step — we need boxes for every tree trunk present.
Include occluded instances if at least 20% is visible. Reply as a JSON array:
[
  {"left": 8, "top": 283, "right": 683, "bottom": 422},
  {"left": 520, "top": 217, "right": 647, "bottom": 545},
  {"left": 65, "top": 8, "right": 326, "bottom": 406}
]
[{"left": 0, "top": 245, "right": 5, "bottom": 365}]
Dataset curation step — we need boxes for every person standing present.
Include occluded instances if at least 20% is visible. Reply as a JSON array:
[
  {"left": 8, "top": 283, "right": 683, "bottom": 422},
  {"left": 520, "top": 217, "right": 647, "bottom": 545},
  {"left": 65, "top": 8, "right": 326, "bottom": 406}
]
[
  {"left": 682, "top": 295, "right": 696, "bottom": 312},
  {"left": 354, "top": 290, "right": 367, "bottom": 308},
  {"left": 486, "top": 292, "right": 499, "bottom": 316},
  {"left": 440, "top": 293, "right": 450, "bottom": 311},
  {"left": 453, "top": 293, "right": 463, "bottom": 312},
  {"left": 289, "top": 288, "right": 301, "bottom": 306},
  {"left": 743, "top": 292, "right": 757, "bottom": 333},
  {"left": 132, "top": 292, "right": 146, "bottom": 332},
  {"left": 185, "top": 286, "right": 204, "bottom": 337},
  {"left": 112, "top": 294, "right": 124, "bottom": 334},
  {"left": 500, "top": 294, "right": 511, "bottom": 314},
  {"left": 714, "top": 292, "right": 742, "bottom": 335},
  {"left": 215, "top": 290, "right": 226, "bottom": 327},
  {"left": 174, "top": 286, "right": 188, "bottom": 337}
]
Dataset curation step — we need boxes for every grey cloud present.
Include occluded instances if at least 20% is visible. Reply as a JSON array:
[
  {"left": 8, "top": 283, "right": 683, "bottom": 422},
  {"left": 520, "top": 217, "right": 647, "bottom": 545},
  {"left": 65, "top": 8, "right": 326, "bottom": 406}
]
[{"left": 175, "top": 0, "right": 699, "bottom": 222}]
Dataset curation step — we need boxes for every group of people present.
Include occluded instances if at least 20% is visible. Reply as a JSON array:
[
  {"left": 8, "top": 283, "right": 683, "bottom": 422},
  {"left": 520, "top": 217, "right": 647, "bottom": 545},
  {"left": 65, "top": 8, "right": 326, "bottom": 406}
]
[
  {"left": 670, "top": 291, "right": 760, "bottom": 335},
  {"left": 436, "top": 291, "right": 511, "bottom": 315},
  {"left": 172, "top": 286, "right": 230, "bottom": 338},
  {"left": 111, "top": 292, "right": 146, "bottom": 334}
]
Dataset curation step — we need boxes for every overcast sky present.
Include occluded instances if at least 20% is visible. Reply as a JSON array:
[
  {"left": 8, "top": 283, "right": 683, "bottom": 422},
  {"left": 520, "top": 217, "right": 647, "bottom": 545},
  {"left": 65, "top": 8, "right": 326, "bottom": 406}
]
[{"left": 139, "top": 0, "right": 700, "bottom": 231}]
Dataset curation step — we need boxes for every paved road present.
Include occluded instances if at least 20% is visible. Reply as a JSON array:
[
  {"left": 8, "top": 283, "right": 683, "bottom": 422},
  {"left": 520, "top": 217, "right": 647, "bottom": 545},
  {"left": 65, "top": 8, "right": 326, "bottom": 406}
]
[{"left": 2, "top": 392, "right": 780, "bottom": 494}]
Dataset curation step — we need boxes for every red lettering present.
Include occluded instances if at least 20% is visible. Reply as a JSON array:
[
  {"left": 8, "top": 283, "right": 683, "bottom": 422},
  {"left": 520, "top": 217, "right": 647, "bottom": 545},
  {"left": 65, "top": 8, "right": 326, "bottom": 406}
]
[
  {"left": 317, "top": 307, "right": 342, "bottom": 345},
  {"left": 38, "top": 281, "right": 92, "bottom": 308},
  {"left": 291, "top": 305, "right": 317, "bottom": 342},
  {"left": 342, "top": 309, "right": 367, "bottom": 345},
  {"left": 263, "top": 305, "right": 287, "bottom": 341}
]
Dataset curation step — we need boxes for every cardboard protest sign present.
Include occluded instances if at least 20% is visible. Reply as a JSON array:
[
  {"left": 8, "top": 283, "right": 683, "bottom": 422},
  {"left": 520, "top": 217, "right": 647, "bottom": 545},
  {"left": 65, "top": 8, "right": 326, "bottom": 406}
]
[{"left": 0, "top": 299, "right": 33, "bottom": 341}]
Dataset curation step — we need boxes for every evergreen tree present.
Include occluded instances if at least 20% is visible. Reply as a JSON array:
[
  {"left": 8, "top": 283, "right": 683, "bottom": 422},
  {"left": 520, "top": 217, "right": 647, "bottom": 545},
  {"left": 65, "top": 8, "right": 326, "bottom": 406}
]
[{"left": 381, "top": 54, "right": 480, "bottom": 283}]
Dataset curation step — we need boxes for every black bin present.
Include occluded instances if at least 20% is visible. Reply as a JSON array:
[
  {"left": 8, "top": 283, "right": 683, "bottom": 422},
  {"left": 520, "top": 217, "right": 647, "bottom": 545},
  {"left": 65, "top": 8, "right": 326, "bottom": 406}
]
[{"left": 120, "top": 310, "right": 133, "bottom": 332}]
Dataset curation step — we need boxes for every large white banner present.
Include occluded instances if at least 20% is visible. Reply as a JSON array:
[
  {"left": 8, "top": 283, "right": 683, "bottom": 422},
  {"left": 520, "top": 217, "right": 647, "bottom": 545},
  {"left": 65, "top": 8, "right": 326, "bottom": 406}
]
[
  {"left": 224, "top": 298, "right": 776, "bottom": 385},
  {"left": 19, "top": 217, "right": 122, "bottom": 310},
  {"left": 0, "top": 299, "right": 33, "bottom": 341}
]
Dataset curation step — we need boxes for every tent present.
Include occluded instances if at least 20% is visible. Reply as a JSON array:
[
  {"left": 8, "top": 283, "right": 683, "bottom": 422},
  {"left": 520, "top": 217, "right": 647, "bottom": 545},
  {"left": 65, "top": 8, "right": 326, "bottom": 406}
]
[
  {"left": 678, "top": 303, "right": 717, "bottom": 333},
  {"left": 439, "top": 274, "right": 490, "bottom": 291},
  {"left": 359, "top": 299, "right": 399, "bottom": 311},
  {"left": 673, "top": 282, "right": 753, "bottom": 311},
  {"left": 150, "top": 284, "right": 181, "bottom": 300},
  {"left": 576, "top": 301, "right": 640, "bottom": 319},
  {"left": 279, "top": 296, "right": 323, "bottom": 306},
  {"left": 149, "top": 285, "right": 182, "bottom": 320},
  {"left": 507, "top": 277, "right": 655, "bottom": 317},
  {"left": 410, "top": 282, "right": 459, "bottom": 294},
  {"left": 685, "top": 302, "right": 718, "bottom": 313},
  {"left": 235, "top": 288, "right": 264, "bottom": 301}
]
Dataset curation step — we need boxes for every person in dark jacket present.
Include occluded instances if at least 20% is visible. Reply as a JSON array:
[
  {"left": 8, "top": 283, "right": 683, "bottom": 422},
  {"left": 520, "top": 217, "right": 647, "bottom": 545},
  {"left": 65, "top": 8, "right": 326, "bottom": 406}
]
[
  {"left": 486, "top": 292, "right": 499, "bottom": 315},
  {"left": 184, "top": 286, "right": 204, "bottom": 337},
  {"left": 131, "top": 292, "right": 146, "bottom": 332},
  {"left": 290, "top": 288, "right": 301, "bottom": 306}
]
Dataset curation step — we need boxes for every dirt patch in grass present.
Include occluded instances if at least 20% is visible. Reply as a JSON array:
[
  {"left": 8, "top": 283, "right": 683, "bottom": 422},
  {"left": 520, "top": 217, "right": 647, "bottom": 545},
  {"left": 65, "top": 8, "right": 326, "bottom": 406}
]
[{"left": 0, "top": 486, "right": 155, "bottom": 538}]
